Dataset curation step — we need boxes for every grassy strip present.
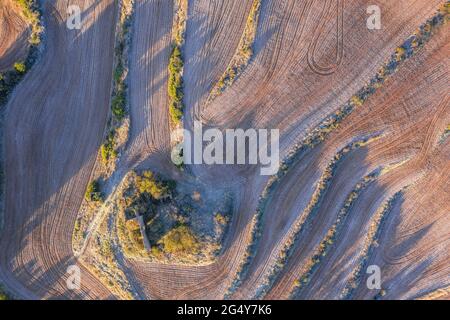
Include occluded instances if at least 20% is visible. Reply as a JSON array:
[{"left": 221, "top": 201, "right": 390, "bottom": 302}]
[
  {"left": 253, "top": 136, "right": 380, "bottom": 299},
  {"left": 340, "top": 191, "right": 403, "bottom": 300},
  {"left": 168, "top": 0, "right": 187, "bottom": 125},
  {"left": 207, "top": 0, "right": 261, "bottom": 103},
  {"left": 99, "top": 0, "right": 134, "bottom": 168},
  {"left": 289, "top": 169, "right": 381, "bottom": 298},
  {"left": 224, "top": 3, "right": 449, "bottom": 298}
]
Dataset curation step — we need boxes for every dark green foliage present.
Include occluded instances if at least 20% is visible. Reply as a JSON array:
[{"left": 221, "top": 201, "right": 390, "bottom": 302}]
[
  {"left": 101, "top": 132, "right": 117, "bottom": 162},
  {"left": 113, "top": 62, "right": 124, "bottom": 84},
  {"left": 135, "top": 170, "right": 174, "bottom": 201},
  {"left": 13, "top": 62, "right": 26, "bottom": 74},
  {"left": 85, "top": 179, "right": 103, "bottom": 202},
  {"left": 112, "top": 89, "right": 126, "bottom": 120},
  {"left": 167, "top": 46, "right": 184, "bottom": 123}
]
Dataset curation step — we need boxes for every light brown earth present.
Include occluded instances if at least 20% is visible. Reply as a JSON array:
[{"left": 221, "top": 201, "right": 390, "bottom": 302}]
[
  {"left": 0, "top": 0, "right": 30, "bottom": 72},
  {"left": 0, "top": 0, "right": 448, "bottom": 299}
]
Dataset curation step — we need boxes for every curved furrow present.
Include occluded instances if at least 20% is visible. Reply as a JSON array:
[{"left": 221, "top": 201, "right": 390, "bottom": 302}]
[
  {"left": 351, "top": 141, "right": 449, "bottom": 299},
  {"left": 183, "top": 0, "right": 254, "bottom": 127},
  {"left": 340, "top": 191, "right": 404, "bottom": 300},
  {"left": 231, "top": 136, "right": 382, "bottom": 299},
  {"left": 0, "top": 1, "right": 117, "bottom": 299},
  {"left": 202, "top": 0, "right": 444, "bottom": 163},
  {"left": 290, "top": 168, "right": 382, "bottom": 299},
  {"left": 123, "top": 0, "right": 173, "bottom": 170},
  {"left": 265, "top": 14, "right": 449, "bottom": 299}
]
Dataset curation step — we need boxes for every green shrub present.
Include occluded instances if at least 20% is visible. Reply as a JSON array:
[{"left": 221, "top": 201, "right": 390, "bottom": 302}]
[
  {"left": 135, "top": 171, "right": 172, "bottom": 201},
  {"left": 159, "top": 225, "right": 199, "bottom": 254},
  {"left": 101, "top": 132, "right": 117, "bottom": 163},
  {"left": 13, "top": 62, "right": 26, "bottom": 74},
  {"left": 111, "top": 90, "right": 126, "bottom": 120},
  {"left": 85, "top": 180, "right": 103, "bottom": 202},
  {"left": 169, "top": 103, "right": 183, "bottom": 123},
  {"left": 113, "top": 62, "right": 124, "bottom": 83}
]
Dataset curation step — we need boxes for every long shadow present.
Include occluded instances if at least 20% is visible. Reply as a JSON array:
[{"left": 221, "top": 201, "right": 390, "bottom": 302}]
[
  {"left": 246, "top": 143, "right": 371, "bottom": 299},
  {"left": 351, "top": 194, "right": 436, "bottom": 299},
  {"left": 292, "top": 148, "right": 387, "bottom": 299},
  {"left": 183, "top": 0, "right": 257, "bottom": 125},
  {"left": 0, "top": 0, "right": 118, "bottom": 299}
]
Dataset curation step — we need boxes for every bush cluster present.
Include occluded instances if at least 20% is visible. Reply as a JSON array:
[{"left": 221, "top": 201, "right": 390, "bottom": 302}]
[
  {"left": 168, "top": 46, "right": 184, "bottom": 123},
  {"left": 85, "top": 179, "right": 103, "bottom": 202},
  {"left": 100, "top": 132, "right": 117, "bottom": 163},
  {"left": 159, "top": 224, "right": 199, "bottom": 255}
]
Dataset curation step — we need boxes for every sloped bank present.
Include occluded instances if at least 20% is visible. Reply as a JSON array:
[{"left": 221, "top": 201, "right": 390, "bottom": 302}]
[{"left": 224, "top": 4, "right": 449, "bottom": 298}]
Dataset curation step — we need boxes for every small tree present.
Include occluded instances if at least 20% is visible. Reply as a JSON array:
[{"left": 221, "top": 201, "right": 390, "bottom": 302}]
[
  {"left": 14, "top": 62, "right": 26, "bottom": 74},
  {"left": 85, "top": 180, "right": 103, "bottom": 202}
]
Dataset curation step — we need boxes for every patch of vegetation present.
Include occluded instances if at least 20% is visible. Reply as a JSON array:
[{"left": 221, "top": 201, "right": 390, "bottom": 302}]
[
  {"left": 290, "top": 171, "right": 380, "bottom": 298},
  {"left": 117, "top": 171, "right": 231, "bottom": 264},
  {"left": 13, "top": 62, "right": 26, "bottom": 74},
  {"left": 101, "top": 132, "right": 118, "bottom": 163},
  {"left": 168, "top": 0, "right": 187, "bottom": 126},
  {"left": 0, "top": 1, "right": 43, "bottom": 107},
  {"left": 14, "top": 0, "right": 43, "bottom": 45},
  {"left": 111, "top": 89, "right": 126, "bottom": 120},
  {"left": 438, "top": 124, "right": 450, "bottom": 144},
  {"left": 99, "top": 0, "right": 134, "bottom": 169},
  {"left": 85, "top": 179, "right": 103, "bottom": 202},
  {"left": 252, "top": 137, "right": 381, "bottom": 299},
  {"left": 159, "top": 224, "right": 200, "bottom": 255}
]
